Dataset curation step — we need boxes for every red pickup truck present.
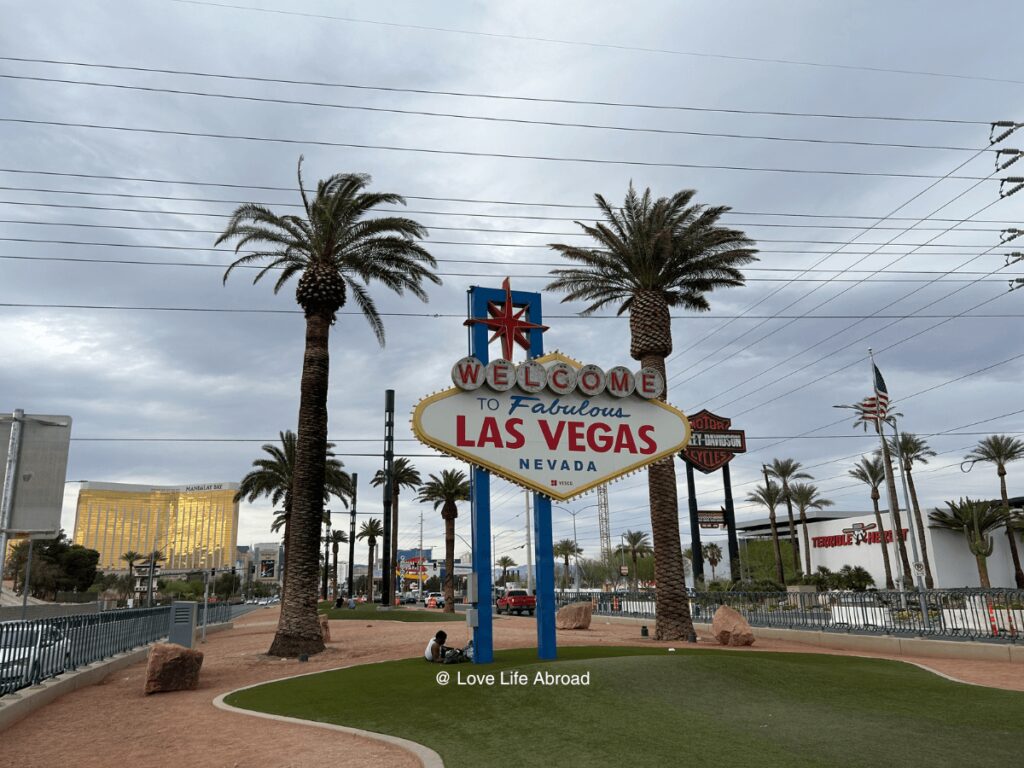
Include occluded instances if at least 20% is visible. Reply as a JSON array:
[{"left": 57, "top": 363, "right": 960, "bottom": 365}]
[{"left": 497, "top": 589, "right": 536, "bottom": 616}]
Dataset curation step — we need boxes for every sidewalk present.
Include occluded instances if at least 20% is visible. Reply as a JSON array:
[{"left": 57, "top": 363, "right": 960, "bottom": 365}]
[{"left": 2, "top": 608, "right": 1022, "bottom": 768}]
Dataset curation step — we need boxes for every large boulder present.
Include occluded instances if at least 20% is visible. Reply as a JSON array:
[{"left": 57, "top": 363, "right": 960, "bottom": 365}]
[
  {"left": 319, "top": 614, "right": 331, "bottom": 642},
  {"left": 556, "top": 602, "right": 593, "bottom": 630},
  {"left": 711, "top": 605, "right": 755, "bottom": 647},
  {"left": 144, "top": 642, "right": 204, "bottom": 694}
]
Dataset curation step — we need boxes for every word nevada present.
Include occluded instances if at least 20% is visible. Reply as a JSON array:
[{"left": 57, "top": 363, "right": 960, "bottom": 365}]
[{"left": 451, "top": 356, "right": 665, "bottom": 400}]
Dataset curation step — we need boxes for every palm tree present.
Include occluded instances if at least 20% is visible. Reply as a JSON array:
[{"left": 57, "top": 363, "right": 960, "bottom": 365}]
[
  {"left": 236, "top": 430, "right": 351, "bottom": 618},
  {"left": 965, "top": 435, "right": 1024, "bottom": 588},
  {"left": 553, "top": 539, "right": 583, "bottom": 589},
  {"left": 842, "top": 405, "right": 913, "bottom": 588},
  {"left": 929, "top": 498, "right": 1007, "bottom": 588},
  {"left": 765, "top": 459, "right": 812, "bottom": 576},
  {"left": 329, "top": 529, "right": 348, "bottom": 601},
  {"left": 371, "top": 457, "right": 423, "bottom": 606},
  {"left": 615, "top": 530, "right": 653, "bottom": 591},
  {"left": 786, "top": 482, "right": 833, "bottom": 576},
  {"left": 848, "top": 455, "right": 895, "bottom": 590},
  {"left": 496, "top": 555, "right": 517, "bottom": 586},
  {"left": 120, "top": 550, "right": 143, "bottom": 575},
  {"left": 889, "top": 432, "right": 937, "bottom": 589},
  {"left": 416, "top": 469, "right": 470, "bottom": 614},
  {"left": 547, "top": 184, "right": 756, "bottom": 640},
  {"left": 357, "top": 519, "right": 384, "bottom": 603},
  {"left": 218, "top": 159, "right": 438, "bottom": 657},
  {"left": 746, "top": 482, "right": 786, "bottom": 585},
  {"left": 702, "top": 543, "right": 723, "bottom": 580}
]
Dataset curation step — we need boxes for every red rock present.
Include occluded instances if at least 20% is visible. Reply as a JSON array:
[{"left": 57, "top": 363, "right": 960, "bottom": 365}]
[
  {"left": 144, "top": 642, "right": 204, "bottom": 694},
  {"left": 555, "top": 602, "right": 593, "bottom": 630},
  {"left": 711, "top": 605, "right": 755, "bottom": 646}
]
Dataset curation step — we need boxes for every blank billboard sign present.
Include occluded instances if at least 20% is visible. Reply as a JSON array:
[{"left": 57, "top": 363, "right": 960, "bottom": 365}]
[{"left": 0, "top": 414, "right": 73, "bottom": 535}]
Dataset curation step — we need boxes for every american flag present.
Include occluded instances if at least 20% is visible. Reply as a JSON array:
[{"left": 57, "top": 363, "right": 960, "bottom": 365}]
[{"left": 860, "top": 364, "right": 890, "bottom": 420}]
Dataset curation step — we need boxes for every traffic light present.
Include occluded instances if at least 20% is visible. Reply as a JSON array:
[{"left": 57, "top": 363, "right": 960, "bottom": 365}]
[
  {"left": 231, "top": 566, "right": 237, "bottom": 576},
  {"left": 211, "top": 568, "right": 216, "bottom": 578}
]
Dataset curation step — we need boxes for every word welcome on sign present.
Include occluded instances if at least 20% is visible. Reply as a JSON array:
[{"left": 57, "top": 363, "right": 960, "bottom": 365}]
[
  {"left": 413, "top": 352, "right": 690, "bottom": 501},
  {"left": 451, "top": 356, "right": 665, "bottom": 400}
]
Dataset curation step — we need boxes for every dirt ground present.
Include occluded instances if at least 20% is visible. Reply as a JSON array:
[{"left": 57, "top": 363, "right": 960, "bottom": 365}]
[{"left": 3, "top": 607, "right": 1023, "bottom": 768}]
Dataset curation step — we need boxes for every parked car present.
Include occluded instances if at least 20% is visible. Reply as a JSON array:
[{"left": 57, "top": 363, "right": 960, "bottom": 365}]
[
  {"left": 497, "top": 589, "right": 536, "bottom": 616},
  {"left": 425, "top": 592, "right": 445, "bottom": 608},
  {"left": 0, "top": 623, "right": 70, "bottom": 688}
]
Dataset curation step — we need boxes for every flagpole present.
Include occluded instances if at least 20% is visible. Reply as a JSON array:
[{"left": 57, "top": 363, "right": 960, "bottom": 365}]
[{"left": 868, "top": 349, "right": 905, "bottom": 592}]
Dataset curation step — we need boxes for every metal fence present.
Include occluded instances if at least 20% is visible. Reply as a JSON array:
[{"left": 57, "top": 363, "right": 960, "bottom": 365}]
[
  {"left": 0, "top": 602, "right": 232, "bottom": 697},
  {"left": 555, "top": 588, "right": 1024, "bottom": 642}
]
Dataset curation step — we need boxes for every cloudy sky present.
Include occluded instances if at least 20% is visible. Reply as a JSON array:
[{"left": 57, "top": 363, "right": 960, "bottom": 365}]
[{"left": 2, "top": 0, "right": 1023, "bottom": 573}]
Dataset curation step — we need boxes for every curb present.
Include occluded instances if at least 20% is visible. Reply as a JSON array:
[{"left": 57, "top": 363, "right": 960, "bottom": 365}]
[{"left": 213, "top": 662, "right": 444, "bottom": 768}]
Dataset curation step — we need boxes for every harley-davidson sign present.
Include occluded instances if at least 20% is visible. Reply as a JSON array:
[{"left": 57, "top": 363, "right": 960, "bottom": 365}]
[
  {"left": 412, "top": 352, "right": 691, "bottom": 501},
  {"left": 680, "top": 409, "right": 746, "bottom": 474}
]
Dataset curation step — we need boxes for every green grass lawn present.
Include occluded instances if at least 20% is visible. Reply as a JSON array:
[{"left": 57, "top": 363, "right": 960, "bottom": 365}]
[
  {"left": 317, "top": 600, "right": 463, "bottom": 622},
  {"left": 226, "top": 646, "right": 1024, "bottom": 768}
]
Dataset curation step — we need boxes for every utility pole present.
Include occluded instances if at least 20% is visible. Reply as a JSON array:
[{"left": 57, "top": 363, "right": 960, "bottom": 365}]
[
  {"left": 347, "top": 474, "right": 357, "bottom": 598},
  {"left": 381, "top": 390, "right": 395, "bottom": 607}
]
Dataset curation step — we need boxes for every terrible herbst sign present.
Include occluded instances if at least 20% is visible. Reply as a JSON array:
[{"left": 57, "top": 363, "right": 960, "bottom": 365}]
[
  {"left": 680, "top": 409, "right": 746, "bottom": 474},
  {"left": 412, "top": 352, "right": 691, "bottom": 501}
]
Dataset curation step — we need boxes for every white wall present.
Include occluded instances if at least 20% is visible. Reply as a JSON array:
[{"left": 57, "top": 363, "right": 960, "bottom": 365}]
[{"left": 800, "top": 513, "right": 1021, "bottom": 589}]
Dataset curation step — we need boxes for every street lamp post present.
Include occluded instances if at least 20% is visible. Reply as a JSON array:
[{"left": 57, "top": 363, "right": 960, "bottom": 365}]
[{"left": 552, "top": 504, "right": 592, "bottom": 589}]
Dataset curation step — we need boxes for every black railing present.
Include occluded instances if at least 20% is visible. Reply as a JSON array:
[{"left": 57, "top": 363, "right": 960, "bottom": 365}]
[
  {"left": 554, "top": 588, "right": 1024, "bottom": 642},
  {"left": 0, "top": 602, "right": 232, "bottom": 697}
]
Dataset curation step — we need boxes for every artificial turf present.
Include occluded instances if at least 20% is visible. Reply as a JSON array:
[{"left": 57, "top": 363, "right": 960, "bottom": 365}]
[
  {"left": 225, "top": 645, "right": 1024, "bottom": 768},
  {"left": 317, "top": 601, "right": 463, "bottom": 622}
]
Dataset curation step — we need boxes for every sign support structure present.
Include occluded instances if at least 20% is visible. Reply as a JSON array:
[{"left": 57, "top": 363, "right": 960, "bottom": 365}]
[
  {"left": 347, "top": 473, "right": 358, "bottom": 598},
  {"left": 381, "top": 390, "right": 395, "bottom": 607},
  {"left": 0, "top": 409, "right": 24, "bottom": 602},
  {"left": 680, "top": 410, "right": 746, "bottom": 585},
  {"left": 466, "top": 284, "right": 555, "bottom": 662}
]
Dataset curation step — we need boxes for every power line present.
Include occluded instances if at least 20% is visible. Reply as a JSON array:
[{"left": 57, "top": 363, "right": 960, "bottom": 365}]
[
  {"left": 0, "top": 118, "right": 997, "bottom": 180},
  {"left": 2, "top": 235, "right": 1017, "bottom": 256},
  {"left": 5, "top": 196, "right": 1019, "bottom": 233},
  {"left": 2, "top": 216, "right": 1016, "bottom": 249},
  {"left": 3, "top": 301, "right": 1021, "bottom": 320},
  {"left": 668, "top": 141, "right": 1000, "bottom": 385},
  {"left": 158, "top": 1, "right": 1024, "bottom": 88},
  {"left": 0, "top": 72, "right": 987, "bottom": 153},
  {"left": 7, "top": 252, "right": 1020, "bottom": 284},
  {"left": 3, "top": 168, "right": 1021, "bottom": 223}
]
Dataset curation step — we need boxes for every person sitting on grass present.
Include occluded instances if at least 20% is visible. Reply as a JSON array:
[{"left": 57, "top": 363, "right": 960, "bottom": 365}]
[
  {"left": 424, "top": 630, "right": 474, "bottom": 663},
  {"left": 425, "top": 630, "right": 449, "bottom": 662}
]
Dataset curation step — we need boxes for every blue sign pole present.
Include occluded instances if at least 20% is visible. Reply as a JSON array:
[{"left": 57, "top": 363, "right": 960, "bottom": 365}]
[{"left": 466, "top": 283, "right": 556, "bottom": 662}]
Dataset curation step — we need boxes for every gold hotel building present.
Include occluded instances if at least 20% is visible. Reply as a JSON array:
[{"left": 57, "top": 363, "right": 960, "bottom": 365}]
[{"left": 73, "top": 481, "right": 240, "bottom": 571}]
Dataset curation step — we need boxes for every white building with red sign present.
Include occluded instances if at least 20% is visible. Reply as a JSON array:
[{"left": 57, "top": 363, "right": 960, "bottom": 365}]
[{"left": 739, "top": 511, "right": 1021, "bottom": 589}]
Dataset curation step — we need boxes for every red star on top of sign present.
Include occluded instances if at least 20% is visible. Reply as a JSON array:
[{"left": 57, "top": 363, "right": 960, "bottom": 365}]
[{"left": 463, "top": 277, "right": 548, "bottom": 360}]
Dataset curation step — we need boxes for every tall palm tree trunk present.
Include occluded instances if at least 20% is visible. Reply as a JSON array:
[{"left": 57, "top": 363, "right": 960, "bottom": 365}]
[
  {"left": 768, "top": 508, "right": 785, "bottom": 585},
  {"left": 878, "top": 436, "right": 913, "bottom": 588},
  {"left": 871, "top": 494, "right": 895, "bottom": 590},
  {"left": 367, "top": 543, "right": 376, "bottom": 603},
  {"left": 631, "top": 291, "right": 693, "bottom": 641},
  {"left": 269, "top": 314, "right": 331, "bottom": 657},
  {"left": 799, "top": 509, "right": 812, "bottom": 575},
  {"left": 999, "top": 471, "right": 1024, "bottom": 587},
  {"left": 443, "top": 511, "right": 455, "bottom": 614},
  {"left": 904, "top": 469, "right": 934, "bottom": 589},
  {"left": 631, "top": 551, "right": 639, "bottom": 592},
  {"left": 782, "top": 482, "right": 801, "bottom": 575}
]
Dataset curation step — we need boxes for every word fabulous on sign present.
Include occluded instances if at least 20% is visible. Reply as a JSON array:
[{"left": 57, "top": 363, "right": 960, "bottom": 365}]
[{"left": 412, "top": 352, "right": 690, "bottom": 501}]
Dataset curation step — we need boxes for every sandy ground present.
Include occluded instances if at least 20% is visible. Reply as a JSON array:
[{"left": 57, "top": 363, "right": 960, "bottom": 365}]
[{"left": 3, "top": 607, "right": 1023, "bottom": 768}]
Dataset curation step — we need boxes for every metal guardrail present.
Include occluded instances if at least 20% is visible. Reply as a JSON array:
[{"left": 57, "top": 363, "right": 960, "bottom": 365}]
[
  {"left": 0, "top": 602, "right": 232, "bottom": 697},
  {"left": 555, "top": 589, "right": 1024, "bottom": 642}
]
